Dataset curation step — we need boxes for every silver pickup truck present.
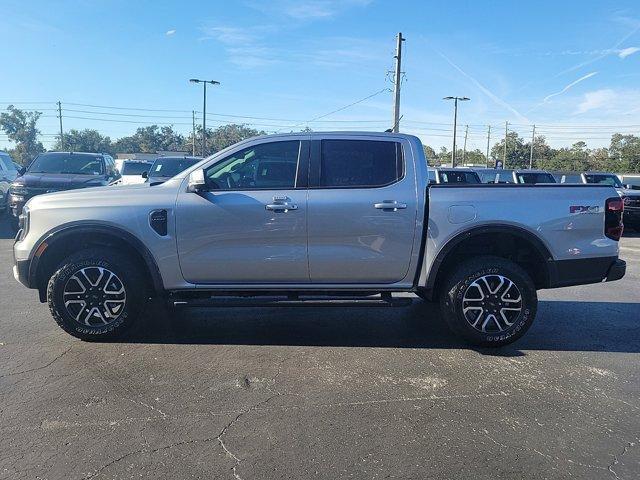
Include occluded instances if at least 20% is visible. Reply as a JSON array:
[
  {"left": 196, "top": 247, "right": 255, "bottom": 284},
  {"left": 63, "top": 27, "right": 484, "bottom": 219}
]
[{"left": 12, "top": 132, "right": 626, "bottom": 346}]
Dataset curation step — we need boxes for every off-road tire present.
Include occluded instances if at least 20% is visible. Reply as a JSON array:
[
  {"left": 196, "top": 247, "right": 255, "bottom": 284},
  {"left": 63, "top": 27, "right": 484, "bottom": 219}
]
[
  {"left": 47, "top": 247, "right": 147, "bottom": 341},
  {"left": 439, "top": 255, "right": 537, "bottom": 347}
]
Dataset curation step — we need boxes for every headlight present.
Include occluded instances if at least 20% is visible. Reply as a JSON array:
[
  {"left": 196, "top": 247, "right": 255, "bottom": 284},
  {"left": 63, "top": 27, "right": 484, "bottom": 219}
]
[
  {"left": 9, "top": 184, "right": 27, "bottom": 196},
  {"left": 18, "top": 205, "right": 30, "bottom": 238}
]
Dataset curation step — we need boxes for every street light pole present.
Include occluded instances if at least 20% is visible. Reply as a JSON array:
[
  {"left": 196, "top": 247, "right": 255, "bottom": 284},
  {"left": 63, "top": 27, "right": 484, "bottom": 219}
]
[
  {"left": 190, "top": 78, "right": 220, "bottom": 156},
  {"left": 443, "top": 96, "right": 469, "bottom": 167}
]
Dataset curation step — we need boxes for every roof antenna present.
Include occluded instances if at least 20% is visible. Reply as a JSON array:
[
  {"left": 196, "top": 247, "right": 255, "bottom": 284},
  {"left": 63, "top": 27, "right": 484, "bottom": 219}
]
[{"left": 386, "top": 115, "right": 403, "bottom": 133}]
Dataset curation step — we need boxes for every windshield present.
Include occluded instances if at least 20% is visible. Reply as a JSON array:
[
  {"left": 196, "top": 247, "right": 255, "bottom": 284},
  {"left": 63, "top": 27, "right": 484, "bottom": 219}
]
[
  {"left": 122, "top": 162, "right": 151, "bottom": 175},
  {"left": 150, "top": 157, "right": 199, "bottom": 178},
  {"left": 27, "top": 153, "right": 104, "bottom": 175},
  {"left": 517, "top": 172, "right": 556, "bottom": 184},
  {"left": 439, "top": 170, "right": 480, "bottom": 184},
  {"left": 0, "top": 154, "right": 17, "bottom": 171},
  {"left": 584, "top": 174, "right": 623, "bottom": 188}
]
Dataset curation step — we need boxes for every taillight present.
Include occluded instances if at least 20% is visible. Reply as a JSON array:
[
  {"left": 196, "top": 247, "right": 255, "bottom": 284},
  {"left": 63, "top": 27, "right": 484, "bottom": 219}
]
[{"left": 605, "top": 197, "right": 624, "bottom": 241}]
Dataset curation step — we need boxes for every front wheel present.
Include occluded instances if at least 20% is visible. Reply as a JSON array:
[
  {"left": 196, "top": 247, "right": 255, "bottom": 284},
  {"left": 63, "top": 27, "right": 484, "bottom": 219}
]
[
  {"left": 439, "top": 256, "right": 538, "bottom": 347},
  {"left": 47, "top": 248, "right": 147, "bottom": 341}
]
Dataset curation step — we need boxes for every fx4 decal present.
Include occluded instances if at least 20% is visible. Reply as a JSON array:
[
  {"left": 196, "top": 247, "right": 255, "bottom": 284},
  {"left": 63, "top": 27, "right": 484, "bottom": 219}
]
[{"left": 570, "top": 205, "right": 601, "bottom": 214}]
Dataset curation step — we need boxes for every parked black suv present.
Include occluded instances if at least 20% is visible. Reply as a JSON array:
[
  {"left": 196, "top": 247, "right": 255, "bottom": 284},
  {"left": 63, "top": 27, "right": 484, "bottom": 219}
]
[{"left": 8, "top": 151, "right": 120, "bottom": 228}]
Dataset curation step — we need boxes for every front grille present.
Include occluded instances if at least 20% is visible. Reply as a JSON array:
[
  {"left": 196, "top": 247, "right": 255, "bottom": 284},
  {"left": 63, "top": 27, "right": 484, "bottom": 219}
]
[{"left": 623, "top": 196, "right": 640, "bottom": 209}]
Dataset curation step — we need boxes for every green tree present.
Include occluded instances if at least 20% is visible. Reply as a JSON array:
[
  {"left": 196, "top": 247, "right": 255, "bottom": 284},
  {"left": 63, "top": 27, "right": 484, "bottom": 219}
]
[
  {"left": 53, "top": 129, "right": 113, "bottom": 154},
  {"left": 491, "top": 132, "right": 529, "bottom": 169},
  {"left": 207, "top": 124, "right": 265, "bottom": 155},
  {"left": 0, "top": 105, "right": 45, "bottom": 165},
  {"left": 112, "top": 125, "right": 186, "bottom": 154}
]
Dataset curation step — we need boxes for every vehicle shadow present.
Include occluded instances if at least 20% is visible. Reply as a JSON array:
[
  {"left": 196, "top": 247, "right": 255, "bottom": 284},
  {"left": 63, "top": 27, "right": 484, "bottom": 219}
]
[{"left": 122, "top": 299, "right": 640, "bottom": 355}]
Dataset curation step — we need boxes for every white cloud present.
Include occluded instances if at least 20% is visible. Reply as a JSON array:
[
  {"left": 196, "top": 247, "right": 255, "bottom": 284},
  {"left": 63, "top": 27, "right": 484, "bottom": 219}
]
[
  {"left": 165, "top": 29, "right": 176, "bottom": 36},
  {"left": 618, "top": 46, "right": 640, "bottom": 58},
  {"left": 248, "top": 0, "right": 371, "bottom": 20},
  {"left": 576, "top": 89, "right": 618, "bottom": 113},
  {"left": 435, "top": 50, "right": 530, "bottom": 123},
  {"left": 543, "top": 72, "right": 598, "bottom": 103},
  {"left": 200, "top": 26, "right": 257, "bottom": 45}
]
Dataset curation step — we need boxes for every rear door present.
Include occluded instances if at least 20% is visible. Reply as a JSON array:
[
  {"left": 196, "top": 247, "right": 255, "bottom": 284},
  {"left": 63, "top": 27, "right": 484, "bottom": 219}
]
[
  {"left": 306, "top": 136, "right": 418, "bottom": 283},
  {"left": 175, "top": 138, "right": 310, "bottom": 284}
]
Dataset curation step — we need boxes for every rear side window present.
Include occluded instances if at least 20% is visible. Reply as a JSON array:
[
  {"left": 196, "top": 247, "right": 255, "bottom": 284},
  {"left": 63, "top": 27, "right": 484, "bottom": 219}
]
[{"left": 320, "top": 140, "right": 403, "bottom": 188}]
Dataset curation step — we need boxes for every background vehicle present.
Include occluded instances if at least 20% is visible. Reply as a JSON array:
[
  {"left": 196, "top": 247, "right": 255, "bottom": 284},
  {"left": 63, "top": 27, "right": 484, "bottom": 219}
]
[
  {"left": 0, "top": 151, "right": 19, "bottom": 216},
  {"left": 112, "top": 160, "right": 152, "bottom": 186},
  {"left": 582, "top": 172, "right": 640, "bottom": 231},
  {"left": 475, "top": 168, "right": 515, "bottom": 184},
  {"left": 555, "top": 171, "right": 582, "bottom": 184},
  {"left": 144, "top": 156, "right": 201, "bottom": 185},
  {"left": 13, "top": 133, "right": 625, "bottom": 347},
  {"left": 512, "top": 169, "right": 557, "bottom": 184},
  {"left": 429, "top": 167, "right": 481, "bottom": 184},
  {"left": 8, "top": 152, "right": 120, "bottom": 228}
]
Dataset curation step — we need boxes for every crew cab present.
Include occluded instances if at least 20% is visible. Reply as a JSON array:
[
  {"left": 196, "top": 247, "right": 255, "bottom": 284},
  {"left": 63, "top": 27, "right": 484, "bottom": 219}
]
[{"left": 12, "top": 132, "right": 626, "bottom": 347}]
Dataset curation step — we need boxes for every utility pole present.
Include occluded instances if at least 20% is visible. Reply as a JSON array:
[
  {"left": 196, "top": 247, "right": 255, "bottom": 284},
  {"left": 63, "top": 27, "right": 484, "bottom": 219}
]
[
  {"left": 57, "top": 101, "right": 64, "bottom": 149},
  {"left": 503, "top": 121, "right": 508, "bottom": 168},
  {"left": 443, "top": 96, "right": 470, "bottom": 168},
  {"left": 486, "top": 125, "right": 491, "bottom": 167},
  {"left": 391, "top": 32, "right": 405, "bottom": 133},
  {"left": 463, "top": 124, "right": 468, "bottom": 165},
  {"left": 529, "top": 124, "right": 536, "bottom": 169},
  {"left": 192, "top": 110, "right": 196, "bottom": 156}
]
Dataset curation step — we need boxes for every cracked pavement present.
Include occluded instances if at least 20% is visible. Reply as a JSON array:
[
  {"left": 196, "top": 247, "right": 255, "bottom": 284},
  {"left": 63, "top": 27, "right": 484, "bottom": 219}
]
[{"left": 1, "top": 218, "right": 639, "bottom": 479}]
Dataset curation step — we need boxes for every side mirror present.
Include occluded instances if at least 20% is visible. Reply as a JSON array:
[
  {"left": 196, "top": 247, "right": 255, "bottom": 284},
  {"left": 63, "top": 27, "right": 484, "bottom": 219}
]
[
  {"left": 141, "top": 171, "right": 148, "bottom": 179},
  {"left": 187, "top": 169, "right": 207, "bottom": 193}
]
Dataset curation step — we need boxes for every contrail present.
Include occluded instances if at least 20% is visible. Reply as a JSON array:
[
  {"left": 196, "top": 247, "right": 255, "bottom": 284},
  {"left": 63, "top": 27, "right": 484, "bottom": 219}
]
[
  {"left": 543, "top": 72, "right": 598, "bottom": 102},
  {"left": 435, "top": 49, "right": 530, "bottom": 124}
]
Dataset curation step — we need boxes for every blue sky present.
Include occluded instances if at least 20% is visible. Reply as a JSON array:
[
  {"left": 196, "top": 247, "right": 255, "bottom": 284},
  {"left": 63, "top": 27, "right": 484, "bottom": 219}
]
[{"left": 1, "top": 0, "right": 640, "bottom": 152}]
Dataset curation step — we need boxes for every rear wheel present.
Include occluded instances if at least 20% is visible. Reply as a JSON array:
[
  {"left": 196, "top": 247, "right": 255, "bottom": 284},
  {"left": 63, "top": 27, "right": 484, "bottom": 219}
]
[
  {"left": 439, "top": 256, "right": 537, "bottom": 347},
  {"left": 47, "top": 248, "right": 147, "bottom": 341}
]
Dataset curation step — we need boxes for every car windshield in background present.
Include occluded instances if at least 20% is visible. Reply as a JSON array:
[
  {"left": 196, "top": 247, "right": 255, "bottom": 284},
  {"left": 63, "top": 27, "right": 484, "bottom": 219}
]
[
  {"left": 1, "top": 154, "right": 17, "bottom": 171},
  {"left": 517, "top": 172, "right": 556, "bottom": 184},
  {"left": 584, "top": 174, "right": 623, "bottom": 188},
  {"left": 28, "top": 153, "right": 104, "bottom": 175},
  {"left": 439, "top": 170, "right": 480, "bottom": 184},
  {"left": 150, "top": 158, "right": 199, "bottom": 178},
  {"left": 122, "top": 162, "right": 150, "bottom": 175}
]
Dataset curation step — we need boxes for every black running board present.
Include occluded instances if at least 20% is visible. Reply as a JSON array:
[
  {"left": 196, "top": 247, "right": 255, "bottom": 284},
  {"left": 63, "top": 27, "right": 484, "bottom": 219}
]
[{"left": 170, "top": 294, "right": 413, "bottom": 309}]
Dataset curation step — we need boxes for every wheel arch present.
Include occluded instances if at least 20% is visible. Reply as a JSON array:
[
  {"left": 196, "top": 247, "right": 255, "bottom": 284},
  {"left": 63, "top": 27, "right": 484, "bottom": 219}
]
[
  {"left": 30, "top": 222, "right": 164, "bottom": 302},
  {"left": 423, "top": 224, "right": 554, "bottom": 300}
]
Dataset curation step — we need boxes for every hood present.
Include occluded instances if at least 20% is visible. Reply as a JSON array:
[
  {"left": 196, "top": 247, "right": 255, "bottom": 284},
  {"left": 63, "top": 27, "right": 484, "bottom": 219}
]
[
  {"left": 15, "top": 173, "right": 107, "bottom": 191},
  {"left": 618, "top": 187, "right": 640, "bottom": 197}
]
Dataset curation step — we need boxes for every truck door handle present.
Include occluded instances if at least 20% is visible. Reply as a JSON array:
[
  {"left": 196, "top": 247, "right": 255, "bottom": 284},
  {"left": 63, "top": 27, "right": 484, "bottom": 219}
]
[
  {"left": 266, "top": 203, "right": 298, "bottom": 212},
  {"left": 374, "top": 200, "right": 407, "bottom": 211}
]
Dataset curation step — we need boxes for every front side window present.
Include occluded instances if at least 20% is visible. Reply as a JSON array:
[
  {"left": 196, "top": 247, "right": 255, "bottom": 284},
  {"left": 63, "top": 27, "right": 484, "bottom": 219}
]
[
  {"left": 320, "top": 140, "right": 403, "bottom": 188},
  {"left": 27, "top": 153, "right": 104, "bottom": 175},
  {"left": 205, "top": 141, "right": 300, "bottom": 190}
]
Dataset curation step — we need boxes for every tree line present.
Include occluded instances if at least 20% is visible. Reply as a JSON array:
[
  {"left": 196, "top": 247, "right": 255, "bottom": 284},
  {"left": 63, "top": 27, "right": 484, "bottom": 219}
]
[
  {"left": 1, "top": 105, "right": 640, "bottom": 173},
  {"left": 0, "top": 105, "right": 265, "bottom": 165}
]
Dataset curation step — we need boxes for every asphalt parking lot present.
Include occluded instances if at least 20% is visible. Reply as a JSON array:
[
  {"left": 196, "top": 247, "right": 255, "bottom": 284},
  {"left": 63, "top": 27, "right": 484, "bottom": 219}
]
[{"left": 1, "top": 217, "right": 639, "bottom": 480}]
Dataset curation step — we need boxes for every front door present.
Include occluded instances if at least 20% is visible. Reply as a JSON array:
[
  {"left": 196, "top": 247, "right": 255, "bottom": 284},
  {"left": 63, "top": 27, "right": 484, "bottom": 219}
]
[
  {"left": 307, "top": 137, "right": 418, "bottom": 283},
  {"left": 176, "top": 138, "right": 310, "bottom": 284}
]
